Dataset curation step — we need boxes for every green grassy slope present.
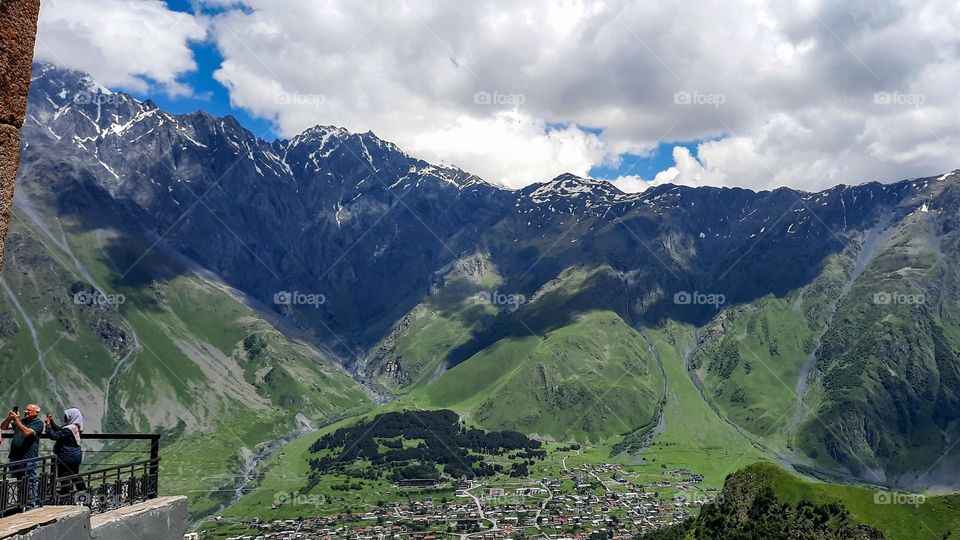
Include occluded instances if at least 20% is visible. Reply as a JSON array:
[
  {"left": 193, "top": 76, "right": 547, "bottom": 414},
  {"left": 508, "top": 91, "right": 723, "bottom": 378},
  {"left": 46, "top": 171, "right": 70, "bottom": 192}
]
[
  {"left": 416, "top": 309, "right": 663, "bottom": 442},
  {"left": 364, "top": 252, "right": 501, "bottom": 390},
  {"left": 638, "top": 325, "right": 769, "bottom": 485},
  {"left": 685, "top": 242, "right": 857, "bottom": 453},
  {"left": 691, "top": 297, "right": 815, "bottom": 440},
  {"left": 364, "top": 264, "right": 663, "bottom": 441},
  {"left": 395, "top": 267, "right": 665, "bottom": 443},
  {"left": 729, "top": 463, "right": 959, "bottom": 540}
]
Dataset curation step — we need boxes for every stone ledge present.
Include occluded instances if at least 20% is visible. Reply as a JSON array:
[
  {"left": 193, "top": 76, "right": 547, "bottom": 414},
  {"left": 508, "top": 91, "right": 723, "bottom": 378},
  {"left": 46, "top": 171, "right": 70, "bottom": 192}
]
[
  {"left": 91, "top": 497, "right": 188, "bottom": 540},
  {"left": 0, "top": 497, "right": 188, "bottom": 540},
  {"left": 0, "top": 506, "right": 91, "bottom": 539}
]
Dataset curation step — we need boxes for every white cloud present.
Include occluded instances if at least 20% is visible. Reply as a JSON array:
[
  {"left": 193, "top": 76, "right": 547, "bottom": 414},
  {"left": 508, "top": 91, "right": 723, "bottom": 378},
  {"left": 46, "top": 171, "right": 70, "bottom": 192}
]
[
  {"left": 34, "top": 0, "right": 960, "bottom": 191},
  {"left": 649, "top": 146, "right": 727, "bottom": 189},
  {"left": 34, "top": 0, "right": 206, "bottom": 95},
  {"left": 608, "top": 175, "right": 648, "bottom": 194},
  {"left": 202, "top": 0, "right": 960, "bottom": 191},
  {"left": 407, "top": 111, "right": 610, "bottom": 189}
]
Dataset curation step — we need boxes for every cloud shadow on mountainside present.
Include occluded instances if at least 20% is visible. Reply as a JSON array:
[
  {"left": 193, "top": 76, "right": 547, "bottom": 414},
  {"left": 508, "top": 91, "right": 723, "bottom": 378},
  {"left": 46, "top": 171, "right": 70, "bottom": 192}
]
[{"left": 14, "top": 132, "right": 188, "bottom": 312}]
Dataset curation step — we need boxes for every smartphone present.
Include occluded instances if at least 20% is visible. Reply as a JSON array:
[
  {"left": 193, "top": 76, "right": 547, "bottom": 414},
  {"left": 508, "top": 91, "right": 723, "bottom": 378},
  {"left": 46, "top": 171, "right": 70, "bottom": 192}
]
[{"left": 12, "top": 406, "right": 17, "bottom": 414}]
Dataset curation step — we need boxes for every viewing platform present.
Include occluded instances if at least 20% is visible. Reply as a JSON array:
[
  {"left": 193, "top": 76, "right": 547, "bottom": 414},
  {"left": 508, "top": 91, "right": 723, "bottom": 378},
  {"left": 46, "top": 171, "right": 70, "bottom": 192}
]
[{"left": 0, "top": 433, "right": 187, "bottom": 539}]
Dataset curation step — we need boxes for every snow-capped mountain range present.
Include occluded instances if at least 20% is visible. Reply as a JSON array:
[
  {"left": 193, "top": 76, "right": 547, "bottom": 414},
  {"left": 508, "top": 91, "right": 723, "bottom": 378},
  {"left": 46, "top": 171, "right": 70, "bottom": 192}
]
[{"left": 19, "top": 63, "right": 960, "bottom": 348}]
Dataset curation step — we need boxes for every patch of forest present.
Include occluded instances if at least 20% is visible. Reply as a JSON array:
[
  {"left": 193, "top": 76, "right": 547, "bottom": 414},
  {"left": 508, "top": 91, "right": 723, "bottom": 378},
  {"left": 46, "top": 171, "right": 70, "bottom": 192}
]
[{"left": 308, "top": 409, "right": 544, "bottom": 481}]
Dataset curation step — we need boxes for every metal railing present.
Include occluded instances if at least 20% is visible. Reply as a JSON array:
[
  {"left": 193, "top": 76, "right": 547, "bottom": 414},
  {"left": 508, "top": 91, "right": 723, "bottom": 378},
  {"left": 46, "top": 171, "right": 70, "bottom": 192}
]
[
  {"left": 0, "top": 456, "right": 57, "bottom": 515},
  {"left": 0, "top": 432, "right": 160, "bottom": 516},
  {"left": 53, "top": 458, "right": 159, "bottom": 512}
]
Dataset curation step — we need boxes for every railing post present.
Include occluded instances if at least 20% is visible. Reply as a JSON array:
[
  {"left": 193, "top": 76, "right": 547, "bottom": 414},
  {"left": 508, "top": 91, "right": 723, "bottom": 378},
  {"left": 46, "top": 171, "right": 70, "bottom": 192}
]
[
  {"left": 148, "top": 434, "right": 160, "bottom": 498},
  {"left": 149, "top": 434, "right": 160, "bottom": 463},
  {"left": 1, "top": 465, "right": 7, "bottom": 515},
  {"left": 47, "top": 457, "right": 57, "bottom": 507}
]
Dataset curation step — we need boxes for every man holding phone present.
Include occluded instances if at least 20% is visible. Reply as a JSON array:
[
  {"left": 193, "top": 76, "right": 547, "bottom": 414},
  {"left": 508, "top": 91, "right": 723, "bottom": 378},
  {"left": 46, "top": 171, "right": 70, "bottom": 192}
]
[{"left": 2, "top": 404, "right": 44, "bottom": 507}]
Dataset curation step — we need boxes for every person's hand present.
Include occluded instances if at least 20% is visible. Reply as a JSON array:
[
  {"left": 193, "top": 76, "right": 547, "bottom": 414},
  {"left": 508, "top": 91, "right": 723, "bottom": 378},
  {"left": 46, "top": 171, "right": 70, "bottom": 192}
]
[{"left": 9, "top": 411, "right": 20, "bottom": 422}]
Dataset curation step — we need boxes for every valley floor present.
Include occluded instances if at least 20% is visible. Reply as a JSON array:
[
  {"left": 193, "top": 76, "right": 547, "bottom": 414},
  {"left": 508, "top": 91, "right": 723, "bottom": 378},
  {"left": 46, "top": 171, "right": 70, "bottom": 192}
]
[{"left": 197, "top": 442, "right": 709, "bottom": 539}]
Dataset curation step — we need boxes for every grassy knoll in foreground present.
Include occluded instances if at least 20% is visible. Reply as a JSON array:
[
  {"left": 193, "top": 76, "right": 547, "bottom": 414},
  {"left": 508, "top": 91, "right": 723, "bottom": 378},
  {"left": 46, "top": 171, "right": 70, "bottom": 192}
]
[{"left": 647, "top": 462, "right": 960, "bottom": 540}]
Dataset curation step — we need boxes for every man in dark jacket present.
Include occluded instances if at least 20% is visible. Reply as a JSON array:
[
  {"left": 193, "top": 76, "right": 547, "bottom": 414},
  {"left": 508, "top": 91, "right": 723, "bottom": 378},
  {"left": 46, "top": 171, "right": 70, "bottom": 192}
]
[{"left": 2, "top": 404, "right": 44, "bottom": 507}]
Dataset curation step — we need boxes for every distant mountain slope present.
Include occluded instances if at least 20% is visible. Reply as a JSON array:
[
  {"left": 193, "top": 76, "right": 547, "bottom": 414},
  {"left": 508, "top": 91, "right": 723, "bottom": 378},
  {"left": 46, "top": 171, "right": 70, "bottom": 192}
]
[
  {"left": 403, "top": 266, "right": 665, "bottom": 443},
  {"left": 363, "top": 169, "right": 960, "bottom": 488},
  {"left": 26, "top": 64, "right": 510, "bottom": 348},
  {"left": 799, "top": 177, "right": 960, "bottom": 489}
]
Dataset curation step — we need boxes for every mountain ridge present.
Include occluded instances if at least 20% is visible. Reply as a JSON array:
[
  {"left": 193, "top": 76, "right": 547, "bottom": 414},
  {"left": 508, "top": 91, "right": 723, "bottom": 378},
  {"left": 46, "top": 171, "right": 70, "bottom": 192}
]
[{"left": 32, "top": 62, "right": 958, "bottom": 200}]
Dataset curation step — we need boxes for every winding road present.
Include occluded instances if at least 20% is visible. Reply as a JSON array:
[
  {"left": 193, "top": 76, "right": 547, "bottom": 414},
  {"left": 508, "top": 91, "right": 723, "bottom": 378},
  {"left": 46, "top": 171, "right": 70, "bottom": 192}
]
[{"left": 462, "top": 484, "right": 498, "bottom": 539}]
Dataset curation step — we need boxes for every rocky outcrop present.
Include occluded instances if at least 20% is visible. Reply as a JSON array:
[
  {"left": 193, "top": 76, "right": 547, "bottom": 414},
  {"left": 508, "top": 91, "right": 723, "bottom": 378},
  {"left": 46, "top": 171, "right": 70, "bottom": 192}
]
[
  {"left": 0, "top": 0, "right": 41, "bottom": 269},
  {"left": 0, "top": 123, "right": 20, "bottom": 266}
]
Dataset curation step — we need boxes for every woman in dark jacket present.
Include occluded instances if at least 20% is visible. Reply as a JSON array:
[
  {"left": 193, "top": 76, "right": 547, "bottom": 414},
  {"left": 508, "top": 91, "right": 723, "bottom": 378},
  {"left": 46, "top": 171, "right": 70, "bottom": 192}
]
[{"left": 44, "top": 407, "right": 85, "bottom": 495}]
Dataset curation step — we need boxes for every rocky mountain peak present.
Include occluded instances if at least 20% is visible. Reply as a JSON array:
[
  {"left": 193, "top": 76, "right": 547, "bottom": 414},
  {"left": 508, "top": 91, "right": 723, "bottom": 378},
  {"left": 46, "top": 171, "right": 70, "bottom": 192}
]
[{"left": 517, "top": 172, "right": 631, "bottom": 215}]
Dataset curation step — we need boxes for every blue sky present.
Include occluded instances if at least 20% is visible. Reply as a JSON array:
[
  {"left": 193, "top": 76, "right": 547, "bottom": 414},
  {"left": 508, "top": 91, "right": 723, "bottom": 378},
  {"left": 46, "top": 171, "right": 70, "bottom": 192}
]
[
  {"left": 131, "top": 40, "right": 277, "bottom": 139},
  {"left": 589, "top": 142, "right": 700, "bottom": 181},
  {"left": 125, "top": 1, "right": 276, "bottom": 139}
]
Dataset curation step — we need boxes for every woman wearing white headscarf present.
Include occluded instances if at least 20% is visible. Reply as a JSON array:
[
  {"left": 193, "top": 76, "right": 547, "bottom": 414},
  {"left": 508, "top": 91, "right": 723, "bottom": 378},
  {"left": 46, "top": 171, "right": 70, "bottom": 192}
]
[{"left": 44, "top": 407, "right": 86, "bottom": 496}]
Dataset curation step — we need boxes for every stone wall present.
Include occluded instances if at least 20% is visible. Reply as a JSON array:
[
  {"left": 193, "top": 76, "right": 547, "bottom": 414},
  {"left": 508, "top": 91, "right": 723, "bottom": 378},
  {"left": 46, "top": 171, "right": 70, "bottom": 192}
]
[
  {"left": 0, "top": 0, "right": 42, "bottom": 271},
  {"left": 89, "top": 497, "right": 189, "bottom": 540},
  {"left": 0, "top": 506, "right": 90, "bottom": 540},
  {"left": 0, "top": 497, "right": 188, "bottom": 540}
]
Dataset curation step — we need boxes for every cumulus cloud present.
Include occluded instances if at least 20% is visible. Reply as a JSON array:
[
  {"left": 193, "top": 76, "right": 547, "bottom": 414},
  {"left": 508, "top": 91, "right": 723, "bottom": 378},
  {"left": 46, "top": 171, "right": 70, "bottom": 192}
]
[
  {"left": 35, "top": 0, "right": 960, "bottom": 191},
  {"left": 34, "top": 0, "right": 206, "bottom": 95},
  {"left": 608, "top": 175, "right": 648, "bottom": 194},
  {"left": 201, "top": 0, "right": 960, "bottom": 191},
  {"left": 649, "top": 146, "right": 726, "bottom": 189},
  {"left": 407, "top": 111, "right": 610, "bottom": 189}
]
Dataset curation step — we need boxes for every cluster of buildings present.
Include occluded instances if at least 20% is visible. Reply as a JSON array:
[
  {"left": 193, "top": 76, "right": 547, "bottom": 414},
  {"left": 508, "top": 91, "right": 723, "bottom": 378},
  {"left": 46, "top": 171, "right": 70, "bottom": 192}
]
[{"left": 214, "top": 464, "right": 711, "bottom": 540}]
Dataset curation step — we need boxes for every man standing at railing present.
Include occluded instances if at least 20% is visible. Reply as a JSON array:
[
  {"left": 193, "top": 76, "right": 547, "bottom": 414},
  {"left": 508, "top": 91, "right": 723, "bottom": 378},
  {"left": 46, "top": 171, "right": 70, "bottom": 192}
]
[{"left": 2, "top": 404, "right": 44, "bottom": 508}]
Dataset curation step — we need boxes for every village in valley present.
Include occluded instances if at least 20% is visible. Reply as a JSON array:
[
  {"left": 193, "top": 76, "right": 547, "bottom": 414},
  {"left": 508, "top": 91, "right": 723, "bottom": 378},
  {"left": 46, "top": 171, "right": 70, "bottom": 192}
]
[{"left": 215, "top": 463, "right": 713, "bottom": 540}]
